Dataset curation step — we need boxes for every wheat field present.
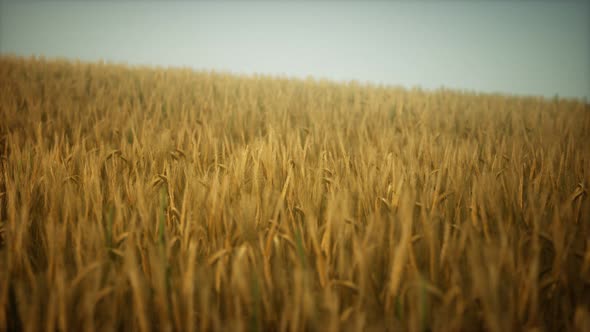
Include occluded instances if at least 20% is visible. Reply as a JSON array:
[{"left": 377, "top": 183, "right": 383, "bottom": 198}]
[{"left": 0, "top": 55, "right": 589, "bottom": 331}]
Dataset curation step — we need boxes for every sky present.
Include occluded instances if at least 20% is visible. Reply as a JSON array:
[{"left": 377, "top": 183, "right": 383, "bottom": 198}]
[{"left": 1, "top": 1, "right": 589, "bottom": 100}]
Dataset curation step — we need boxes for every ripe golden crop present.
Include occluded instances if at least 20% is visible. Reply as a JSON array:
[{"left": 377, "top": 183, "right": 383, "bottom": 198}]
[{"left": 0, "top": 55, "right": 589, "bottom": 331}]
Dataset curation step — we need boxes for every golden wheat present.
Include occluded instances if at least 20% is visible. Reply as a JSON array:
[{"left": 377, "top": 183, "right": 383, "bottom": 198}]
[{"left": 0, "top": 55, "right": 589, "bottom": 331}]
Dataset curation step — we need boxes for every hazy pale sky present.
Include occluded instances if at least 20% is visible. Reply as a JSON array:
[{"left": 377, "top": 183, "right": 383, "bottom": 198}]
[{"left": 1, "top": 1, "right": 589, "bottom": 99}]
